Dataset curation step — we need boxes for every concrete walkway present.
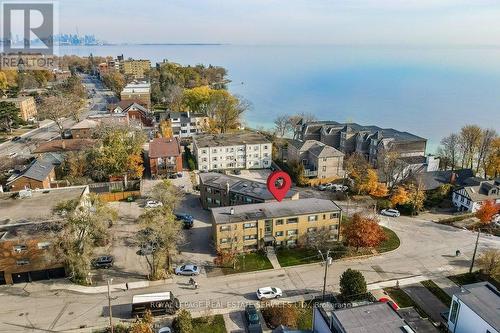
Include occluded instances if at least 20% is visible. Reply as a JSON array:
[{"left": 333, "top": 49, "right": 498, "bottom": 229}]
[
  {"left": 265, "top": 247, "right": 282, "bottom": 269},
  {"left": 402, "top": 284, "right": 449, "bottom": 324},
  {"left": 223, "top": 312, "right": 246, "bottom": 333},
  {"left": 432, "top": 277, "right": 461, "bottom": 297}
]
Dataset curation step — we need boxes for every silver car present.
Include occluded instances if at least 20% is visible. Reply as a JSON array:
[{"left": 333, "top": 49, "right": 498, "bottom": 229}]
[
  {"left": 175, "top": 264, "right": 200, "bottom": 276},
  {"left": 381, "top": 209, "right": 401, "bottom": 217}
]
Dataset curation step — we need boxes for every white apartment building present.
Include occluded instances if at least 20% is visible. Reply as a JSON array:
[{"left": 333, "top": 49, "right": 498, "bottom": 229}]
[
  {"left": 163, "top": 111, "right": 209, "bottom": 139},
  {"left": 192, "top": 132, "right": 272, "bottom": 171},
  {"left": 448, "top": 282, "right": 499, "bottom": 333}
]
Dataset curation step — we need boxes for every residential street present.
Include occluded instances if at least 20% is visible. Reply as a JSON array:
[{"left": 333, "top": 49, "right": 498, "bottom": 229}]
[
  {"left": 0, "top": 75, "right": 116, "bottom": 159},
  {"left": 0, "top": 214, "right": 498, "bottom": 332}
]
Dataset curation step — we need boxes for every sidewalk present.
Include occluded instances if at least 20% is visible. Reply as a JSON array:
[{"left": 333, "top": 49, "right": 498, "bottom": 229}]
[
  {"left": 431, "top": 277, "right": 461, "bottom": 297},
  {"left": 265, "top": 247, "right": 282, "bottom": 269}
]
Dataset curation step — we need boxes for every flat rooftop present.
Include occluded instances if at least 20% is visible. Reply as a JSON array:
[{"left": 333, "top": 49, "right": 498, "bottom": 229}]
[
  {"left": 199, "top": 172, "right": 298, "bottom": 201},
  {"left": 455, "top": 282, "right": 500, "bottom": 330},
  {"left": 211, "top": 198, "right": 340, "bottom": 224},
  {"left": 0, "top": 186, "right": 87, "bottom": 227},
  {"left": 326, "top": 302, "right": 410, "bottom": 333},
  {"left": 193, "top": 131, "right": 271, "bottom": 148}
]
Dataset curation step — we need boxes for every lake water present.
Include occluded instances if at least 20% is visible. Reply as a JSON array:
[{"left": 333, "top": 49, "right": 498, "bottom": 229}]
[{"left": 60, "top": 44, "right": 500, "bottom": 152}]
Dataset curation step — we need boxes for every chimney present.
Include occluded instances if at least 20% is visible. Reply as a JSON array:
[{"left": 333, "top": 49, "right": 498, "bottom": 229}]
[
  {"left": 226, "top": 182, "right": 230, "bottom": 194},
  {"left": 61, "top": 139, "right": 66, "bottom": 150},
  {"left": 450, "top": 172, "right": 457, "bottom": 184},
  {"left": 230, "top": 207, "right": 234, "bottom": 215}
]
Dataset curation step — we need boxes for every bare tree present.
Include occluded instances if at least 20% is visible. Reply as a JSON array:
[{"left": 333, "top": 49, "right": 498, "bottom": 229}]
[
  {"left": 459, "top": 125, "right": 482, "bottom": 170},
  {"left": 39, "top": 95, "right": 80, "bottom": 138},
  {"left": 274, "top": 114, "right": 292, "bottom": 137},
  {"left": 477, "top": 129, "right": 497, "bottom": 177},
  {"left": 378, "top": 150, "right": 406, "bottom": 189},
  {"left": 438, "top": 133, "right": 461, "bottom": 171}
]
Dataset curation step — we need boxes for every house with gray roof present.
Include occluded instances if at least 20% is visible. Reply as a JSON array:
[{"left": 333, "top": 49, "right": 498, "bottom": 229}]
[
  {"left": 287, "top": 139, "right": 344, "bottom": 179},
  {"left": 452, "top": 178, "right": 500, "bottom": 212},
  {"left": 6, "top": 155, "right": 60, "bottom": 191},
  {"left": 199, "top": 172, "right": 299, "bottom": 209},
  {"left": 162, "top": 110, "right": 209, "bottom": 139},
  {"left": 295, "top": 120, "right": 427, "bottom": 167},
  {"left": 448, "top": 282, "right": 499, "bottom": 333}
]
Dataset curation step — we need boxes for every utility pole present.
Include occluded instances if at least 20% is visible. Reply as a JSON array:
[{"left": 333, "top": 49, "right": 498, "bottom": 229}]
[
  {"left": 319, "top": 250, "right": 332, "bottom": 301},
  {"left": 107, "top": 278, "right": 114, "bottom": 333},
  {"left": 469, "top": 228, "right": 481, "bottom": 274}
]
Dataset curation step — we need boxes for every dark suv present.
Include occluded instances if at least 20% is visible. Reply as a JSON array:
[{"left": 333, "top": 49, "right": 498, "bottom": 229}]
[
  {"left": 92, "top": 256, "right": 114, "bottom": 268},
  {"left": 245, "top": 305, "right": 263, "bottom": 333},
  {"left": 175, "top": 213, "right": 194, "bottom": 229}
]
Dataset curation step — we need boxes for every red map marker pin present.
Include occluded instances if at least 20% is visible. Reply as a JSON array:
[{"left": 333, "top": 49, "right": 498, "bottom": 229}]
[{"left": 267, "top": 170, "right": 292, "bottom": 202}]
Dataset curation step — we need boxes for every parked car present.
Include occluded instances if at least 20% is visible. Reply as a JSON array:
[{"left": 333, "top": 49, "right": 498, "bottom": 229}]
[
  {"left": 256, "top": 287, "right": 282, "bottom": 300},
  {"left": 245, "top": 304, "right": 263, "bottom": 333},
  {"left": 380, "top": 209, "right": 401, "bottom": 217},
  {"left": 175, "top": 264, "right": 200, "bottom": 276},
  {"left": 233, "top": 169, "right": 241, "bottom": 175},
  {"left": 92, "top": 255, "right": 114, "bottom": 268},
  {"left": 145, "top": 200, "right": 163, "bottom": 208},
  {"left": 11, "top": 136, "right": 21, "bottom": 142},
  {"left": 177, "top": 172, "right": 183, "bottom": 178},
  {"left": 168, "top": 173, "right": 178, "bottom": 179},
  {"left": 331, "top": 184, "right": 348, "bottom": 192},
  {"left": 175, "top": 213, "right": 194, "bottom": 229},
  {"left": 8, "top": 152, "right": 17, "bottom": 158},
  {"left": 158, "top": 327, "right": 172, "bottom": 333},
  {"left": 318, "top": 183, "right": 333, "bottom": 191},
  {"left": 492, "top": 214, "right": 500, "bottom": 227}
]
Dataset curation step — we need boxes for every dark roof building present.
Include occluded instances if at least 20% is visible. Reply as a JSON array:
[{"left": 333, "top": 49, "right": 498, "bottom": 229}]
[
  {"left": 413, "top": 169, "right": 474, "bottom": 191},
  {"left": 199, "top": 172, "right": 299, "bottom": 209}
]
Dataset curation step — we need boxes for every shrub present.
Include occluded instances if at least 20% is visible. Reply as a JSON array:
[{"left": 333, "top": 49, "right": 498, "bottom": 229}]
[
  {"left": 340, "top": 268, "right": 367, "bottom": 301},
  {"left": 172, "top": 309, "right": 193, "bottom": 333},
  {"left": 261, "top": 304, "right": 299, "bottom": 329}
]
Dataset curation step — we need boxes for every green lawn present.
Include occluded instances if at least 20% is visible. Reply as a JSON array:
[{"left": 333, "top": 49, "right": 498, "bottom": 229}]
[
  {"left": 276, "top": 247, "right": 322, "bottom": 267},
  {"left": 192, "top": 315, "right": 227, "bottom": 333},
  {"left": 275, "top": 226, "right": 400, "bottom": 267},
  {"left": 221, "top": 252, "right": 273, "bottom": 274},
  {"left": 447, "top": 272, "right": 483, "bottom": 286},
  {"left": 421, "top": 280, "right": 452, "bottom": 306},
  {"left": 377, "top": 226, "right": 401, "bottom": 253},
  {"left": 383, "top": 287, "right": 428, "bottom": 318}
]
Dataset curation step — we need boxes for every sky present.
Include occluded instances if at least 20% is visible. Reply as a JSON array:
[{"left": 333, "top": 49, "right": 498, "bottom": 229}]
[{"left": 59, "top": 0, "right": 500, "bottom": 45}]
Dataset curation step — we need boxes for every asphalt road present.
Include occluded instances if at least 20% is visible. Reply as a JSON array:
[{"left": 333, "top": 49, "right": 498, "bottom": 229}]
[
  {"left": 0, "top": 215, "right": 498, "bottom": 332},
  {"left": 0, "top": 74, "right": 117, "bottom": 159}
]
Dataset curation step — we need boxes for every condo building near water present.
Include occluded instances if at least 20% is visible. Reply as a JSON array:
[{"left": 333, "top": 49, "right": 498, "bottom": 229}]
[
  {"left": 199, "top": 172, "right": 299, "bottom": 209},
  {"left": 193, "top": 132, "right": 272, "bottom": 171},
  {"left": 211, "top": 198, "right": 342, "bottom": 251}
]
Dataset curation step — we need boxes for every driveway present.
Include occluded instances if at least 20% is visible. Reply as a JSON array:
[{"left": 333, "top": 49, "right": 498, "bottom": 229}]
[{"left": 402, "top": 284, "right": 449, "bottom": 324}]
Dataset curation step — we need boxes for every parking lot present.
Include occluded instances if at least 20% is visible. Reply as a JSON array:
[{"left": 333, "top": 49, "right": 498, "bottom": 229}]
[{"left": 90, "top": 171, "right": 216, "bottom": 285}]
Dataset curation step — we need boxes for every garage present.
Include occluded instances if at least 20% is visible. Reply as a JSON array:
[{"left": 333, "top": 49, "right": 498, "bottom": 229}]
[{"left": 10, "top": 267, "right": 66, "bottom": 284}]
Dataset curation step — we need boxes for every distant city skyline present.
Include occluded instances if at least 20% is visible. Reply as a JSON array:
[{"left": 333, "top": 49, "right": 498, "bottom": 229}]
[{"left": 58, "top": 0, "right": 500, "bottom": 46}]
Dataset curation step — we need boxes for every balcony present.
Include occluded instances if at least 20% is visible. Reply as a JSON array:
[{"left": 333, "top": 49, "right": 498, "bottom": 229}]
[{"left": 303, "top": 168, "right": 318, "bottom": 177}]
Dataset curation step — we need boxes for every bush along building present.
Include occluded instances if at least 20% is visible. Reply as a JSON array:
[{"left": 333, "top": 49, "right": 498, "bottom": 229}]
[{"left": 211, "top": 198, "right": 341, "bottom": 251}]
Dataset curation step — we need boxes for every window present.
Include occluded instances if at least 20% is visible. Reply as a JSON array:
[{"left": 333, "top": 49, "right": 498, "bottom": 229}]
[
  {"left": 254, "top": 146, "right": 259, "bottom": 151},
  {"left": 212, "top": 157, "right": 218, "bottom": 161},
  {"left": 286, "top": 239, "right": 297, "bottom": 246},
  {"left": 330, "top": 212, "right": 340, "bottom": 219},
  {"left": 244, "top": 234, "right": 257, "bottom": 240},
  {"left": 275, "top": 219, "right": 284, "bottom": 225},
  {"left": 449, "top": 300, "right": 460, "bottom": 324},
  {"left": 37, "top": 242, "right": 51, "bottom": 250},
  {"left": 308, "top": 215, "right": 318, "bottom": 222},
  {"left": 16, "top": 259, "right": 30, "bottom": 266},
  {"left": 287, "top": 217, "right": 298, "bottom": 224},
  {"left": 322, "top": 166, "right": 326, "bottom": 172},
  {"left": 275, "top": 231, "right": 284, "bottom": 237},
  {"left": 264, "top": 153, "right": 269, "bottom": 157},
  {"left": 220, "top": 238, "right": 230, "bottom": 244},
  {"left": 13, "top": 245, "right": 27, "bottom": 252},
  {"left": 244, "top": 222, "right": 256, "bottom": 229},
  {"left": 201, "top": 149, "right": 207, "bottom": 154},
  {"left": 220, "top": 225, "right": 231, "bottom": 231},
  {"left": 202, "top": 158, "right": 207, "bottom": 162},
  {"left": 287, "top": 229, "right": 298, "bottom": 236},
  {"left": 330, "top": 224, "right": 339, "bottom": 230},
  {"left": 264, "top": 145, "right": 268, "bottom": 149},
  {"left": 212, "top": 164, "right": 218, "bottom": 169},
  {"left": 323, "top": 158, "right": 327, "bottom": 162},
  {"left": 254, "top": 154, "right": 259, "bottom": 158}
]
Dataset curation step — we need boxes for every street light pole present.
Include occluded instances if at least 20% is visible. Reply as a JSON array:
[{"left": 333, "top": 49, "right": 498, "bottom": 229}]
[
  {"left": 469, "top": 228, "right": 481, "bottom": 274},
  {"left": 319, "top": 250, "right": 331, "bottom": 301},
  {"left": 107, "top": 278, "right": 114, "bottom": 333}
]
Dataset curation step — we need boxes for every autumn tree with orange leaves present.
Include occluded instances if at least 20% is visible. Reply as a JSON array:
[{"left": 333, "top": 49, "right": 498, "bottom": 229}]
[
  {"left": 343, "top": 213, "right": 387, "bottom": 251},
  {"left": 476, "top": 200, "right": 500, "bottom": 224},
  {"left": 390, "top": 186, "right": 409, "bottom": 207}
]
